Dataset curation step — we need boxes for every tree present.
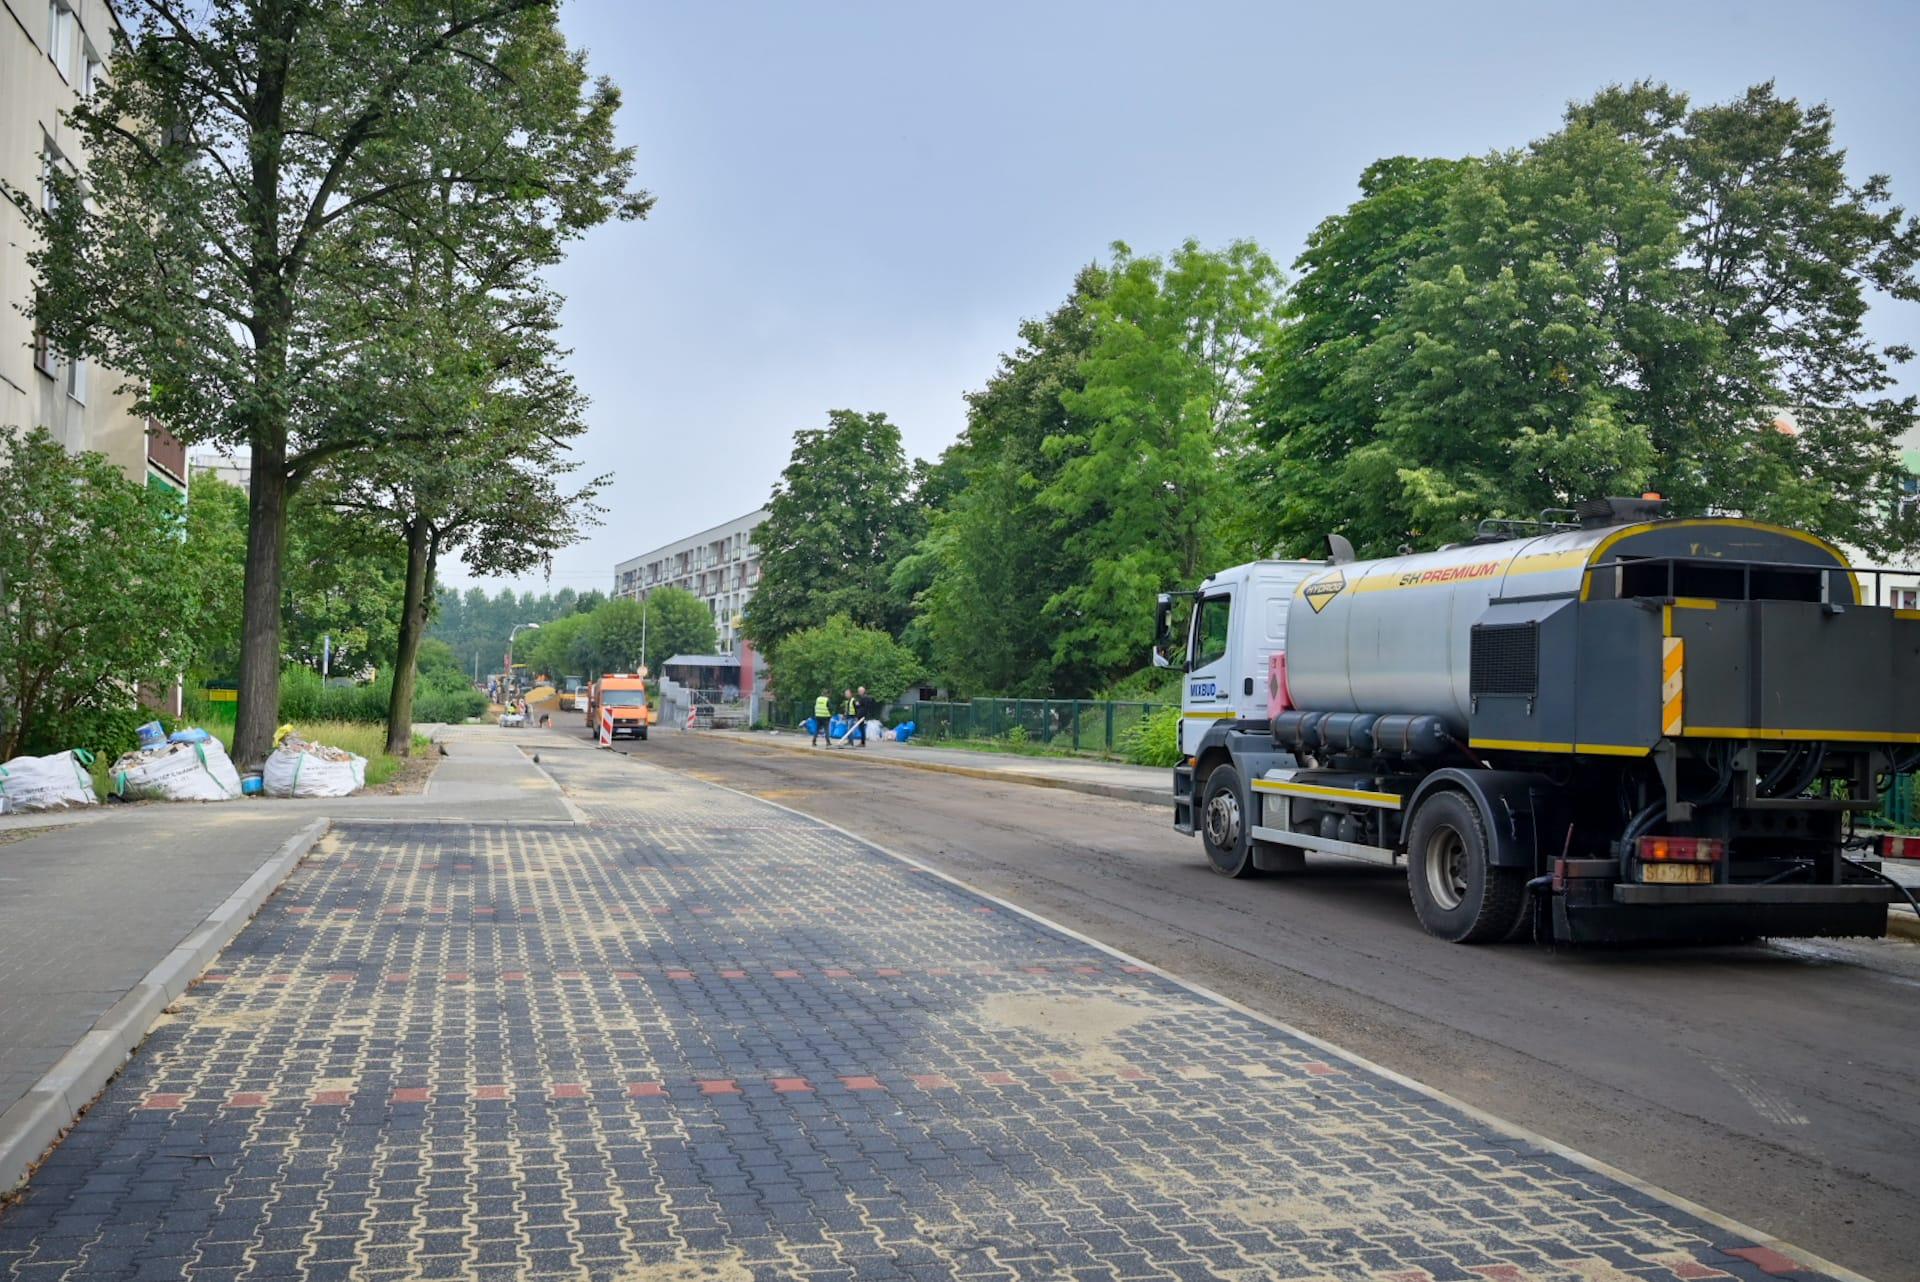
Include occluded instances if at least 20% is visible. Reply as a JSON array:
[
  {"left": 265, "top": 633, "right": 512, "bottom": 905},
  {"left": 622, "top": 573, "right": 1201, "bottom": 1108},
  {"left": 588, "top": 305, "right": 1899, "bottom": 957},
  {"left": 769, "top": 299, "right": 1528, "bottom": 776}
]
[
  {"left": 899, "top": 267, "right": 1110, "bottom": 696},
  {"left": 1252, "top": 83, "right": 1920, "bottom": 559},
  {"left": 15, "top": 1, "right": 649, "bottom": 767},
  {"left": 581, "top": 598, "right": 647, "bottom": 675},
  {"left": 743, "top": 410, "right": 916, "bottom": 651},
  {"left": 1038, "top": 240, "right": 1286, "bottom": 680},
  {"left": 281, "top": 495, "right": 408, "bottom": 675},
  {"left": 0, "top": 431, "right": 202, "bottom": 758},
  {"left": 639, "top": 587, "right": 718, "bottom": 676},
  {"left": 768, "top": 615, "right": 922, "bottom": 710},
  {"left": 524, "top": 612, "right": 589, "bottom": 681}
]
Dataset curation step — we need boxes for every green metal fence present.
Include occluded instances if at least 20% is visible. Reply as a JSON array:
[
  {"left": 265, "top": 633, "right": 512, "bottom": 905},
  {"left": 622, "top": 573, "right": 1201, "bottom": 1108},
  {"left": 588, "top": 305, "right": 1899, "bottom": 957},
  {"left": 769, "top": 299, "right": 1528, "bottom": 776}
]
[
  {"left": 765, "top": 698, "right": 1170, "bottom": 754},
  {"left": 1880, "top": 774, "right": 1918, "bottom": 830}
]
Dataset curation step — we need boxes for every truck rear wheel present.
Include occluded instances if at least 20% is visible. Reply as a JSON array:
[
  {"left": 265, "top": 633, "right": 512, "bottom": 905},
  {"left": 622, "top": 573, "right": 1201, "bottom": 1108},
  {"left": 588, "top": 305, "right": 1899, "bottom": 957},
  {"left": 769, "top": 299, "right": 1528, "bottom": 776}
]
[
  {"left": 1406, "top": 791, "right": 1523, "bottom": 943},
  {"left": 1199, "top": 765, "right": 1259, "bottom": 879}
]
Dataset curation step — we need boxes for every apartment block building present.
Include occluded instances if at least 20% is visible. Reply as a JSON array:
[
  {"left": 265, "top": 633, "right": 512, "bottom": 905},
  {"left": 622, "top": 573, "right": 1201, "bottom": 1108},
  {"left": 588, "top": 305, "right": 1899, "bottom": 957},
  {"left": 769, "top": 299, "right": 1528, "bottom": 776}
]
[
  {"left": 2, "top": 0, "right": 187, "bottom": 494},
  {"left": 613, "top": 508, "right": 769, "bottom": 655}
]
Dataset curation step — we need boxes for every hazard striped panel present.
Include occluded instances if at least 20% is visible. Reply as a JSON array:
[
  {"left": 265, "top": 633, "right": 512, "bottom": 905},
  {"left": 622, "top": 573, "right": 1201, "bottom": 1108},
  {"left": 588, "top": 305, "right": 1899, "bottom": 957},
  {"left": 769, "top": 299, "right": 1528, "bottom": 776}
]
[{"left": 1661, "top": 637, "right": 1684, "bottom": 737}]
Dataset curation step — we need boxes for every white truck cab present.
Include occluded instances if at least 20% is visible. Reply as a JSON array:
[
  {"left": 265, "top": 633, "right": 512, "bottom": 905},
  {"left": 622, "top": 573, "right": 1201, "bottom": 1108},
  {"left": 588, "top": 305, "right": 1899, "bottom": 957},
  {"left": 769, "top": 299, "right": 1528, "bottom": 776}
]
[{"left": 1159, "top": 560, "right": 1324, "bottom": 756}]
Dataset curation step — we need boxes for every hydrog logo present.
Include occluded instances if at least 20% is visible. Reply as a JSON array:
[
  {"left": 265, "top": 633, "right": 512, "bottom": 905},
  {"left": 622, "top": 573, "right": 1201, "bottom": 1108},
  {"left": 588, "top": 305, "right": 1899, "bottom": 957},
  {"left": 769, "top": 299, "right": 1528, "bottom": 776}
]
[{"left": 1303, "top": 570, "right": 1345, "bottom": 613}]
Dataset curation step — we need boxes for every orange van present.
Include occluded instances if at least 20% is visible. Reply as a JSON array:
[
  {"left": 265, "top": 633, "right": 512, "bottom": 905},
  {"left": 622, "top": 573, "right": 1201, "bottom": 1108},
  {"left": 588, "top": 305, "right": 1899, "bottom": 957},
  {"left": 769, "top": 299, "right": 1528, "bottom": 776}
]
[{"left": 585, "top": 674, "right": 652, "bottom": 741}]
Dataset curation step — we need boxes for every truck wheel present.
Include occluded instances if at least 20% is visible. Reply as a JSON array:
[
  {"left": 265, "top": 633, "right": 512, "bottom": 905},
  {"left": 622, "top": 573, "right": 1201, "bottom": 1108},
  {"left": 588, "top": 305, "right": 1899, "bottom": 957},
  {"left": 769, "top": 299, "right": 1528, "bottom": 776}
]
[
  {"left": 1406, "top": 791, "right": 1523, "bottom": 943},
  {"left": 637, "top": 728, "right": 648, "bottom": 741},
  {"left": 1199, "top": 765, "right": 1259, "bottom": 878}
]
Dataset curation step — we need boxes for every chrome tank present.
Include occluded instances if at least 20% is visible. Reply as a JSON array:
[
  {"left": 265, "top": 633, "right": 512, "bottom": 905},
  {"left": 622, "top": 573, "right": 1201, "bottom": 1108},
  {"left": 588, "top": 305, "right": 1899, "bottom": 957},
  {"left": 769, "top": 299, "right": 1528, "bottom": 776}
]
[{"left": 1283, "top": 527, "right": 1616, "bottom": 733}]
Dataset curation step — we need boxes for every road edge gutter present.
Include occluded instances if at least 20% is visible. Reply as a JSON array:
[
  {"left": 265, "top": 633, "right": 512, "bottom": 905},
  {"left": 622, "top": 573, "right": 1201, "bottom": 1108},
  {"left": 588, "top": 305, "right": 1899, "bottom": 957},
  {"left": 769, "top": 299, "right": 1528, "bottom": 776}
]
[
  {"left": 710, "top": 731, "right": 1165, "bottom": 806},
  {"left": 0, "top": 817, "right": 330, "bottom": 1196},
  {"left": 661, "top": 760, "right": 1875, "bottom": 1282}
]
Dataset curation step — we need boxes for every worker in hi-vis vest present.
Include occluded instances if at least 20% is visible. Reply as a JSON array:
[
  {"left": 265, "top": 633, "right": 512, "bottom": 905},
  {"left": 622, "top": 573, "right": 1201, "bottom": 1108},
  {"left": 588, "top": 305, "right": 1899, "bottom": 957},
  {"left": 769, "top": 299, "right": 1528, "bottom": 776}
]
[{"left": 812, "top": 691, "right": 832, "bottom": 746}]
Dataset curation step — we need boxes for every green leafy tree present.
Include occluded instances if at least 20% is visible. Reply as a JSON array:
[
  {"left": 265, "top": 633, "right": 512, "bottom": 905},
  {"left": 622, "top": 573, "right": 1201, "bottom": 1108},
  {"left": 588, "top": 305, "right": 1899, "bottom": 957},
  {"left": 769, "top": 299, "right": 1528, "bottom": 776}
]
[
  {"left": 744, "top": 410, "right": 916, "bottom": 651},
  {"left": 640, "top": 587, "right": 718, "bottom": 676},
  {"left": 525, "top": 613, "right": 590, "bottom": 682},
  {"left": 13, "top": 0, "right": 649, "bottom": 767},
  {"left": 0, "top": 431, "right": 203, "bottom": 758},
  {"left": 281, "top": 497, "right": 407, "bottom": 675},
  {"left": 1038, "top": 240, "right": 1285, "bottom": 680},
  {"left": 184, "top": 474, "right": 250, "bottom": 682},
  {"left": 1253, "top": 82, "right": 1920, "bottom": 559},
  {"left": 900, "top": 267, "right": 1110, "bottom": 696},
  {"left": 769, "top": 615, "right": 922, "bottom": 710},
  {"left": 582, "top": 599, "right": 648, "bottom": 675}
]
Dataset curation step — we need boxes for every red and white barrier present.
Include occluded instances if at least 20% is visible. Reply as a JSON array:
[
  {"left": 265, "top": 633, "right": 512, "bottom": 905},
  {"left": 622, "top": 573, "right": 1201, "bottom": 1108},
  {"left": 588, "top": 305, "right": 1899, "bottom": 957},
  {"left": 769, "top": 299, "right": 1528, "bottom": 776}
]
[{"left": 599, "top": 705, "right": 613, "bottom": 748}]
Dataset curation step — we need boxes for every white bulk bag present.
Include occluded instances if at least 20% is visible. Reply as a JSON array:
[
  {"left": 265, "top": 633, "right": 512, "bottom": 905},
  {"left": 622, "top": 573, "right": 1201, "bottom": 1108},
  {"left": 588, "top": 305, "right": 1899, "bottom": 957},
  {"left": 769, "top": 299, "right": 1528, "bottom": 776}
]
[
  {"left": 0, "top": 749, "right": 98, "bottom": 811},
  {"left": 262, "top": 741, "right": 367, "bottom": 798},
  {"left": 111, "top": 739, "right": 242, "bottom": 802}
]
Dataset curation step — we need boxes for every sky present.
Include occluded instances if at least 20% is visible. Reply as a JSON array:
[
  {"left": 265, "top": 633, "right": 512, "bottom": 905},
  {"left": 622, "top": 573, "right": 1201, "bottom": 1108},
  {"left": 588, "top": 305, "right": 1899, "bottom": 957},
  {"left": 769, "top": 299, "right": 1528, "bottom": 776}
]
[{"left": 451, "top": 0, "right": 1920, "bottom": 593}]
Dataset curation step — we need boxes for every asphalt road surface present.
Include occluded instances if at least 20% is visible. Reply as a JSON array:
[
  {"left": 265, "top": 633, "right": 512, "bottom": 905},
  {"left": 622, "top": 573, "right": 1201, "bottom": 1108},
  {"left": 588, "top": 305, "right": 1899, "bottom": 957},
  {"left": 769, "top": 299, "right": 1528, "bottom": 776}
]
[{"left": 598, "top": 728, "right": 1920, "bottom": 1282}]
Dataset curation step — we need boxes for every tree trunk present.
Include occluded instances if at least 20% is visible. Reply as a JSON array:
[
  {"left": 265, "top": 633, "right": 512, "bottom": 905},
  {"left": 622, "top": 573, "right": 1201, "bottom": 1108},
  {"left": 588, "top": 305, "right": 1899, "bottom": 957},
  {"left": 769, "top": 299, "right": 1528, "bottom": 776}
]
[
  {"left": 232, "top": 442, "right": 290, "bottom": 771},
  {"left": 385, "top": 519, "right": 434, "bottom": 756}
]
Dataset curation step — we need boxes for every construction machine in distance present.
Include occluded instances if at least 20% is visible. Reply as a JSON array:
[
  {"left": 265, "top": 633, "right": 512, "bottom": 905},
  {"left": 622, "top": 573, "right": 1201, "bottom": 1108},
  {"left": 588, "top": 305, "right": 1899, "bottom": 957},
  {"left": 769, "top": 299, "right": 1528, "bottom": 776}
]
[{"left": 1161, "top": 496, "right": 1919, "bottom": 944}]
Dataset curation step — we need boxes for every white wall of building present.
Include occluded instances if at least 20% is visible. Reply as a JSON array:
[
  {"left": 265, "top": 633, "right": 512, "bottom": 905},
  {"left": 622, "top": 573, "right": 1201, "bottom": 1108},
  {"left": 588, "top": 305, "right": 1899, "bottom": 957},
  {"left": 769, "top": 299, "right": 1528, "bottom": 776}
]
[
  {"left": 613, "top": 508, "right": 769, "bottom": 655},
  {"left": 0, "top": 0, "right": 150, "bottom": 482}
]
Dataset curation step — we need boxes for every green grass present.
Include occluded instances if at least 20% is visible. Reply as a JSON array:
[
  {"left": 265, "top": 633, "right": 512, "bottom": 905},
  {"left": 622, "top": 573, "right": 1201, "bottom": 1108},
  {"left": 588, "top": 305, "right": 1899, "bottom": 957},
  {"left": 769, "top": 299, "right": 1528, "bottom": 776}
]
[{"left": 901, "top": 735, "right": 1122, "bottom": 762}]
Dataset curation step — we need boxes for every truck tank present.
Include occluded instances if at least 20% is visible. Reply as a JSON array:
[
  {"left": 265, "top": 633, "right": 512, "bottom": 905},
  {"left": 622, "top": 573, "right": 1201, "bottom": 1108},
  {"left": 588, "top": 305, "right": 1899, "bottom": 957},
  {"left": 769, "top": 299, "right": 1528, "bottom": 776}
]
[{"left": 1283, "top": 518, "right": 1859, "bottom": 734}]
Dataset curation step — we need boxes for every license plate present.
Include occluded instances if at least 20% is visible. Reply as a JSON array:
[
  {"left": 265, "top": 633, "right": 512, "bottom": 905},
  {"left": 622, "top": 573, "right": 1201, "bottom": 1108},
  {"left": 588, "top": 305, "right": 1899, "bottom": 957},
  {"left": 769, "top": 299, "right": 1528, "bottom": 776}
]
[{"left": 1641, "top": 863, "right": 1713, "bottom": 884}]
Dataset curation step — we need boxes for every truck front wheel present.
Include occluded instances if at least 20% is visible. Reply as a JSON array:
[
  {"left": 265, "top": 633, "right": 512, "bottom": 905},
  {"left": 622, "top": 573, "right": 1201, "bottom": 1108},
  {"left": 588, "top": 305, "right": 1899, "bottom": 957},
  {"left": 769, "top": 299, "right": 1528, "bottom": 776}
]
[
  {"left": 1199, "top": 765, "right": 1259, "bottom": 879},
  {"left": 1406, "top": 791, "right": 1523, "bottom": 943}
]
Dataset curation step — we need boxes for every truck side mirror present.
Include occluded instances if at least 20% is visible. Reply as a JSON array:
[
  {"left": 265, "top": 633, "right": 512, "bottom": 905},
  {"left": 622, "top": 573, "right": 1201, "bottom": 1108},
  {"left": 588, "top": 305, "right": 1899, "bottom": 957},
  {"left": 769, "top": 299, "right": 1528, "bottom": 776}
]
[{"left": 1152, "top": 593, "right": 1174, "bottom": 669}]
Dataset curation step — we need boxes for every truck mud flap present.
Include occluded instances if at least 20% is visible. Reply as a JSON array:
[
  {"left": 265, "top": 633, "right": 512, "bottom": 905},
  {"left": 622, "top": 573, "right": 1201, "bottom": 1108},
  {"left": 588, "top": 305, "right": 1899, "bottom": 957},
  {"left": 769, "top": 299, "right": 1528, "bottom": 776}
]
[{"left": 1173, "top": 765, "right": 1195, "bottom": 835}]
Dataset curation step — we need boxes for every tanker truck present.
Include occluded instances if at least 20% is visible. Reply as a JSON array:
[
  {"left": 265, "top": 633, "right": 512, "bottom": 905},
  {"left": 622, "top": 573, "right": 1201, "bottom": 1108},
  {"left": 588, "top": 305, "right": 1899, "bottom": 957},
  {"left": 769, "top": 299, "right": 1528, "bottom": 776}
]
[{"left": 1162, "top": 498, "right": 1918, "bottom": 943}]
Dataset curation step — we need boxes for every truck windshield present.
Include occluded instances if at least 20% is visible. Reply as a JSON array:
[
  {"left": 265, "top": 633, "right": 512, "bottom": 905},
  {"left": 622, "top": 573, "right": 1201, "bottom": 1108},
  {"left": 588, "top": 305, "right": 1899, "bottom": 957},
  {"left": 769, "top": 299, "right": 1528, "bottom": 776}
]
[{"left": 602, "top": 690, "right": 647, "bottom": 706}]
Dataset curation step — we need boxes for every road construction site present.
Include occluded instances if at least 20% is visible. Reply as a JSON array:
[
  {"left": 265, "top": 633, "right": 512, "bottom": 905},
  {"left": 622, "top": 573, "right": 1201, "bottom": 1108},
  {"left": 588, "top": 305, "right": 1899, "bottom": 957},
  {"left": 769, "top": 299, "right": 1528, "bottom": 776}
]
[
  {"left": 0, "top": 723, "right": 1911, "bottom": 1280},
  {"left": 613, "top": 727, "right": 1920, "bottom": 1282}
]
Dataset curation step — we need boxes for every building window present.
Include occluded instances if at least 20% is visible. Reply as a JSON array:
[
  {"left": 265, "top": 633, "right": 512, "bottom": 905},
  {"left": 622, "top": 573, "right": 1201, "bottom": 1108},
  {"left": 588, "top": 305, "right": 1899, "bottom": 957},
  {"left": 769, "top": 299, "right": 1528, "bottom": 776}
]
[
  {"left": 66, "top": 354, "right": 86, "bottom": 404},
  {"left": 33, "top": 332, "right": 57, "bottom": 379},
  {"left": 48, "top": 2, "right": 76, "bottom": 81},
  {"left": 82, "top": 43, "right": 103, "bottom": 97},
  {"left": 1894, "top": 587, "right": 1919, "bottom": 611}
]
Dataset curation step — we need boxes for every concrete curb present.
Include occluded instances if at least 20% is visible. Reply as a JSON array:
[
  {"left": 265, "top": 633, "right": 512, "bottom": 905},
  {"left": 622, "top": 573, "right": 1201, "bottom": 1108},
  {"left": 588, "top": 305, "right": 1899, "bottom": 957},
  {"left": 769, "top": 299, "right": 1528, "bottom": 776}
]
[
  {"left": 0, "top": 817, "right": 329, "bottom": 1196},
  {"left": 717, "top": 732, "right": 1166, "bottom": 807}
]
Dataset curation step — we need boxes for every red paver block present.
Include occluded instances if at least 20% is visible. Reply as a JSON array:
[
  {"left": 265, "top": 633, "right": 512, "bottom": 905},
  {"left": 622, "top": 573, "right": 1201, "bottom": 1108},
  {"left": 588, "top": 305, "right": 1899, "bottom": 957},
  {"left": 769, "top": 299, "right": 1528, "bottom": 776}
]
[
  {"left": 912, "top": 1075, "right": 956, "bottom": 1091},
  {"left": 200, "top": 973, "right": 230, "bottom": 984},
  {"left": 1023, "top": 966, "right": 1049, "bottom": 975},
  {"left": 1116, "top": 1068, "right": 1150, "bottom": 1081},
  {"left": 380, "top": 906, "right": 406, "bottom": 916},
  {"left": 324, "top": 973, "right": 353, "bottom": 985},
  {"left": 471, "top": 1086, "right": 510, "bottom": 1101},
  {"left": 443, "top": 972, "right": 470, "bottom": 983},
  {"left": 772, "top": 970, "right": 802, "bottom": 980},
  {"left": 626, "top": 1082, "right": 666, "bottom": 1098},
  {"left": 225, "top": 1093, "right": 269, "bottom": 1109},
  {"left": 874, "top": 968, "right": 902, "bottom": 978},
  {"left": 557, "top": 970, "right": 587, "bottom": 980},
  {"left": 501, "top": 971, "right": 527, "bottom": 982},
  {"left": 823, "top": 968, "right": 852, "bottom": 978},
  {"left": 613, "top": 971, "right": 641, "bottom": 981},
  {"left": 384, "top": 972, "right": 410, "bottom": 984},
  {"left": 310, "top": 1090, "right": 351, "bottom": 1107},
  {"left": 1072, "top": 966, "right": 1100, "bottom": 975},
  {"left": 550, "top": 1084, "right": 588, "bottom": 1099},
  {"left": 284, "top": 906, "right": 311, "bottom": 915},
  {"left": 1721, "top": 1247, "right": 1803, "bottom": 1276},
  {"left": 1304, "top": 1062, "right": 1342, "bottom": 1076},
  {"left": 1671, "top": 1264, "right": 1730, "bottom": 1280},
  {"left": 391, "top": 1088, "right": 431, "bottom": 1104},
  {"left": 698, "top": 1080, "right": 739, "bottom": 1095},
  {"left": 981, "top": 1072, "right": 1016, "bottom": 1086},
  {"left": 839, "top": 1076, "right": 885, "bottom": 1091},
  {"left": 719, "top": 969, "right": 747, "bottom": 980},
  {"left": 1469, "top": 1267, "right": 1526, "bottom": 1282},
  {"left": 140, "top": 1094, "right": 187, "bottom": 1110},
  {"left": 1048, "top": 1070, "right": 1084, "bottom": 1084},
  {"left": 666, "top": 970, "right": 695, "bottom": 981},
  {"left": 771, "top": 1078, "right": 812, "bottom": 1093}
]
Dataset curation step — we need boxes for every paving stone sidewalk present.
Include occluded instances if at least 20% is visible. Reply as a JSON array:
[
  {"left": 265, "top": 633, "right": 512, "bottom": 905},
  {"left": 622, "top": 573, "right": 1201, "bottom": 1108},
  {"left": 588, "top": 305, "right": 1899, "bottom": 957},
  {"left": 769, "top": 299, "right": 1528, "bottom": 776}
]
[{"left": 0, "top": 739, "right": 1855, "bottom": 1281}]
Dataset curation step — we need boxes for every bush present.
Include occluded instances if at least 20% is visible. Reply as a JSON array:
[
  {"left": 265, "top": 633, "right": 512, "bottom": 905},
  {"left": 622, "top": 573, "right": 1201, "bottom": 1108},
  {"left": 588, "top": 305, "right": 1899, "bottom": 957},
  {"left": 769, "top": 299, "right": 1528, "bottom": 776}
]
[
  {"left": 279, "top": 666, "right": 483, "bottom": 725},
  {"left": 1116, "top": 705, "right": 1182, "bottom": 767},
  {"left": 19, "top": 703, "right": 149, "bottom": 761}
]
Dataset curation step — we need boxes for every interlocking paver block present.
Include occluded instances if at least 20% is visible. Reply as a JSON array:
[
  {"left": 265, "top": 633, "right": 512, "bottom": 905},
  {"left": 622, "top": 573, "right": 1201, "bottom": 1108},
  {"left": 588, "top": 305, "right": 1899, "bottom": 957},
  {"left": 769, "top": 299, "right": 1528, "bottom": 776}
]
[{"left": 0, "top": 746, "right": 1856, "bottom": 1280}]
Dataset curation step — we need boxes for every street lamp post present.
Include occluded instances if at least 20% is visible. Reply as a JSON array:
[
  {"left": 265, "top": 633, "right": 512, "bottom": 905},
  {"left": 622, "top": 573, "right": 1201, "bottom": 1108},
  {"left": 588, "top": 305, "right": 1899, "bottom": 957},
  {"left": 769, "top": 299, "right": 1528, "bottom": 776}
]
[{"left": 506, "top": 622, "right": 541, "bottom": 694}]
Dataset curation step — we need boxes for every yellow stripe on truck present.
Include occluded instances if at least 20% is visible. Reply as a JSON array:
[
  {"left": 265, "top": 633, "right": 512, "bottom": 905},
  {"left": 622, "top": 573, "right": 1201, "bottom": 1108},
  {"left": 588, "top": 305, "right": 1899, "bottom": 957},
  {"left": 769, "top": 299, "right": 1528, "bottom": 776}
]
[
  {"left": 1252, "top": 779, "right": 1404, "bottom": 810},
  {"left": 1662, "top": 637, "right": 1684, "bottom": 737}
]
